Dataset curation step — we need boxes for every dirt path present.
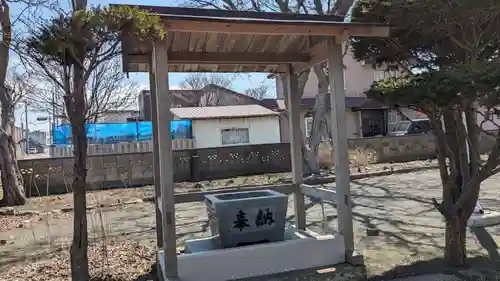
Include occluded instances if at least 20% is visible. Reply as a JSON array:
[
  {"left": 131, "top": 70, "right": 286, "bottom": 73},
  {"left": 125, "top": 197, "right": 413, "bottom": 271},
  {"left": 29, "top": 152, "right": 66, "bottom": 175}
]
[{"left": 1, "top": 169, "right": 499, "bottom": 279}]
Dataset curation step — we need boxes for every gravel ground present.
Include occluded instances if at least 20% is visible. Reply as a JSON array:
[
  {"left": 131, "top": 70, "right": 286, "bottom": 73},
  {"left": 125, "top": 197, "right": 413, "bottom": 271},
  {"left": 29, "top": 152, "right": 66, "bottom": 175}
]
[{"left": 2, "top": 167, "right": 500, "bottom": 281}]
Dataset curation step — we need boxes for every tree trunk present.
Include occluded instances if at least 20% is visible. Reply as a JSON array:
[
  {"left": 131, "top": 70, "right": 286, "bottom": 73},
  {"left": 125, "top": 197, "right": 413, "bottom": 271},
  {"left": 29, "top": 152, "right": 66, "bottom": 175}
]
[
  {"left": 0, "top": 88, "right": 25, "bottom": 206},
  {"left": 303, "top": 64, "right": 331, "bottom": 175},
  {"left": 69, "top": 116, "right": 89, "bottom": 281},
  {"left": 0, "top": 0, "right": 24, "bottom": 206},
  {"left": 0, "top": 129, "right": 25, "bottom": 206},
  {"left": 68, "top": 0, "right": 89, "bottom": 278},
  {"left": 436, "top": 110, "right": 484, "bottom": 268},
  {"left": 279, "top": 70, "right": 315, "bottom": 176},
  {"left": 444, "top": 214, "right": 467, "bottom": 267},
  {"left": 68, "top": 4, "right": 89, "bottom": 273}
]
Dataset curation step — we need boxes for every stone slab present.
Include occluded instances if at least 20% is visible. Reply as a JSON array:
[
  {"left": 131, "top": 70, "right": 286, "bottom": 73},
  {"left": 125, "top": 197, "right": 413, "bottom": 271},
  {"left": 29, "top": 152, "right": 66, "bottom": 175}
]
[{"left": 160, "top": 228, "right": 346, "bottom": 281}]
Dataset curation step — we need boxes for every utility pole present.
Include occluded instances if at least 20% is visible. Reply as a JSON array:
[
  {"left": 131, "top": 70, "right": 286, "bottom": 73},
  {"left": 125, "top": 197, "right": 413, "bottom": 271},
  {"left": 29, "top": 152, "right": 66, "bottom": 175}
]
[
  {"left": 24, "top": 101, "right": 29, "bottom": 154},
  {"left": 51, "top": 89, "right": 55, "bottom": 145}
]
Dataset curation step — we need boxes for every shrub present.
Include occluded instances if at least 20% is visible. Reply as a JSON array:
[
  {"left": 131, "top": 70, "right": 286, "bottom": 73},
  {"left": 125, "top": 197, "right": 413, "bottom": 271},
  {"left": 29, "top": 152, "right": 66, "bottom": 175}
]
[
  {"left": 348, "top": 148, "right": 378, "bottom": 172},
  {"left": 316, "top": 141, "right": 378, "bottom": 172},
  {"left": 317, "top": 141, "right": 334, "bottom": 169}
]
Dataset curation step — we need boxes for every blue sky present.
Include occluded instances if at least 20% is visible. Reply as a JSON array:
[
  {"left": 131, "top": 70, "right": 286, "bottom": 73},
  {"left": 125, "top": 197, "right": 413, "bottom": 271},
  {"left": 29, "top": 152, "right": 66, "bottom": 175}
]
[{"left": 11, "top": 0, "right": 276, "bottom": 132}]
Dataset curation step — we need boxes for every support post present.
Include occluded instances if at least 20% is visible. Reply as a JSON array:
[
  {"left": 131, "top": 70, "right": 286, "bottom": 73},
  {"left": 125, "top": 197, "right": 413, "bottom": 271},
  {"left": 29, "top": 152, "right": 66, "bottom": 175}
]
[
  {"left": 148, "top": 57, "right": 163, "bottom": 248},
  {"left": 327, "top": 38, "right": 355, "bottom": 257},
  {"left": 284, "top": 66, "right": 306, "bottom": 229},
  {"left": 153, "top": 39, "right": 178, "bottom": 278}
]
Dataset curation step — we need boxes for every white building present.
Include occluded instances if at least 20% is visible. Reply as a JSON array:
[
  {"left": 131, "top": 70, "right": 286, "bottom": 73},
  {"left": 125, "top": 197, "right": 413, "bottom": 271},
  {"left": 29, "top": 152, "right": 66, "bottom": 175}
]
[
  {"left": 28, "top": 130, "right": 47, "bottom": 145},
  {"left": 270, "top": 47, "right": 423, "bottom": 140},
  {"left": 170, "top": 105, "right": 281, "bottom": 149}
]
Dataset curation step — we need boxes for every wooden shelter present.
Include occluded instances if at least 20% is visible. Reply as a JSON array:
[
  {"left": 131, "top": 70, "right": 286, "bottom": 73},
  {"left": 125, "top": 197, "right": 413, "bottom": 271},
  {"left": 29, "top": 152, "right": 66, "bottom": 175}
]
[{"left": 116, "top": 5, "right": 390, "bottom": 280}]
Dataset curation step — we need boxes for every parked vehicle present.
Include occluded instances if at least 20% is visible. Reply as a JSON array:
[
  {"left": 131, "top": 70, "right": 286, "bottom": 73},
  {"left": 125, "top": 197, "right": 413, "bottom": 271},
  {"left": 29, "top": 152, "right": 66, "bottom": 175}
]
[{"left": 388, "top": 118, "right": 431, "bottom": 136}]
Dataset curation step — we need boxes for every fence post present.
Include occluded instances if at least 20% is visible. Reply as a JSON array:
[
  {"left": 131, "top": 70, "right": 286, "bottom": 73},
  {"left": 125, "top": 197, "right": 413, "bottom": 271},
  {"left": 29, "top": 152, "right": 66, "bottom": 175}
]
[
  {"left": 190, "top": 150, "right": 201, "bottom": 182},
  {"left": 136, "top": 121, "right": 140, "bottom": 142}
]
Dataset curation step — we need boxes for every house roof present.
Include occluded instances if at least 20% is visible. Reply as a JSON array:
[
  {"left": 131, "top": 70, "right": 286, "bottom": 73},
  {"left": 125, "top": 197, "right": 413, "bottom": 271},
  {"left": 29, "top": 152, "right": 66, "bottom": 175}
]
[
  {"left": 170, "top": 104, "right": 279, "bottom": 120},
  {"left": 259, "top": 96, "right": 388, "bottom": 111},
  {"left": 106, "top": 110, "right": 140, "bottom": 114},
  {"left": 115, "top": 4, "right": 390, "bottom": 73},
  {"left": 141, "top": 84, "right": 258, "bottom": 107}
]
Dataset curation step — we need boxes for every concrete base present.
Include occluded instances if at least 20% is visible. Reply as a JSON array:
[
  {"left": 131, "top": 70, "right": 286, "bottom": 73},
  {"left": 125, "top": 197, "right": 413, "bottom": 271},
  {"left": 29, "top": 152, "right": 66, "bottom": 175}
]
[
  {"left": 159, "top": 228, "right": 345, "bottom": 281},
  {"left": 346, "top": 251, "right": 365, "bottom": 266},
  {"left": 468, "top": 211, "right": 500, "bottom": 228}
]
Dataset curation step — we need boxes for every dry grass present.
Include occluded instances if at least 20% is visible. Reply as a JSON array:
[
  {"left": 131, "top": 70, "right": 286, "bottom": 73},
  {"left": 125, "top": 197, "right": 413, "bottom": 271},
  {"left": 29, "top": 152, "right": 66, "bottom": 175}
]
[
  {"left": 348, "top": 148, "right": 378, "bottom": 172},
  {"left": 2, "top": 187, "right": 155, "bottom": 281},
  {"left": 1, "top": 159, "right": 157, "bottom": 281},
  {"left": 317, "top": 142, "right": 334, "bottom": 169},
  {"left": 2, "top": 239, "right": 155, "bottom": 281},
  {"left": 316, "top": 141, "right": 378, "bottom": 172}
]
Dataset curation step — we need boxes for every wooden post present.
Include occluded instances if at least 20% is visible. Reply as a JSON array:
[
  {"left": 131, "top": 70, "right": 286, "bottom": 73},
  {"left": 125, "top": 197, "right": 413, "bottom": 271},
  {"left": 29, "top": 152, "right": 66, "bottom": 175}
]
[
  {"left": 148, "top": 57, "right": 163, "bottom": 248},
  {"left": 327, "top": 38, "right": 354, "bottom": 256},
  {"left": 153, "top": 39, "right": 178, "bottom": 278},
  {"left": 284, "top": 66, "right": 306, "bottom": 229}
]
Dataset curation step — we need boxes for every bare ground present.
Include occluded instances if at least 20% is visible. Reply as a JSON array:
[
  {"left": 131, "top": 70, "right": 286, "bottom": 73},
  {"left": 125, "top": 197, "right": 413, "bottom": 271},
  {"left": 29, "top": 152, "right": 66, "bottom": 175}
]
[
  {"left": 0, "top": 159, "right": 438, "bottom": 216},
  {"left": 1, "top": 164, "right": 500, "bottom": 281}
]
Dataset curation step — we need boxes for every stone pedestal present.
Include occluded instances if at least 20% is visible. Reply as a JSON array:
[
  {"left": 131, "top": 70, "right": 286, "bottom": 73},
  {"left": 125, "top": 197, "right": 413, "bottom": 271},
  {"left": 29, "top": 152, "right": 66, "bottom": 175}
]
[{"left": 204, "top": 190, "right": 288, "bottom": 248}]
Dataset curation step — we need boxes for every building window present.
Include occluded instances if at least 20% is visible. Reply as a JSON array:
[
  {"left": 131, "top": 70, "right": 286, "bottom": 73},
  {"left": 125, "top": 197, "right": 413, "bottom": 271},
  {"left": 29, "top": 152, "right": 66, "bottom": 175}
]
[
  {"left": 374, "top": 69, "right": 400, "bottom": 82},
  {"left": 374, "top": 70, "right": 386, "bottom": 81},
  {"left": 494, "top": 109, "right": 500, "bottom": 119},
  {"left": 305, "top": 117, "right": 313, "bottom": 138},
  {"left": 221, "top": 128, "right": 250, "bottom": 145}
]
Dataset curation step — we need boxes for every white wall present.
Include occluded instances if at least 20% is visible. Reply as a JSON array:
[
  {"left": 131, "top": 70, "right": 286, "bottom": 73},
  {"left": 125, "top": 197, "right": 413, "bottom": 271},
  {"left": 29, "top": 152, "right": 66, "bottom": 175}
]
[
  {"left": 346, "top": 111, "right": 361, "bottom": 138},
  {"left": 280, "top": 110, "right": 361, "bottom": 143},
  {"left": 28, "top": 131, "right": 47, "bottom": 145},
  {"left": 275, "top": 47, "right": 398, "bottom": 98},
  {"left": 475, "top": 108, "right": 500, "bottom": 131},
  {"left": 192, "top": 116, "right": 281, "bottom": 149}
]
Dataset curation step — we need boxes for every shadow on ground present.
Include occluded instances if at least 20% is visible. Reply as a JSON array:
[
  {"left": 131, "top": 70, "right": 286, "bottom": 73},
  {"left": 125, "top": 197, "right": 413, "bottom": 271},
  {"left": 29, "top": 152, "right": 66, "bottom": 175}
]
[
  {"left": 100, "top": 258, "right": 500, "bottom": 281},
  {"left": 131, "top": 264, "right": 158, "bottom": 281},
  {"left": 368, "top": 256, "right": 500, "bottom": 281},
  {"left": 89, "top": 264, "right": 158, "bottom": 281}
]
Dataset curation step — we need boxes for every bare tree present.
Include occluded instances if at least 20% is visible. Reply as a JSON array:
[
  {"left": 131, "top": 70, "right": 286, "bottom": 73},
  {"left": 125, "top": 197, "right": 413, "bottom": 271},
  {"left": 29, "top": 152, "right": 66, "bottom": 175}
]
[
  {"left": 0, "top": 0, "right": 48, "bottom": 206},
  {"left": 0, "top": 0, "right": 24, "bottom": 206},
  {"left": 180, "top": 72, "right": 237, "bottom": 89},
  {"left": 27, "top": 59, "right": 138, "bottom": 123},
  {"left": 21, "top": 4, "right": 164, "bottom": 280},
  {"left": 353, "top": 0, "right": 500, "bottom": 266},
  {"left": 182, "top": 0, "right": 355, "bottom": 175},
  {"left": 0, "top": 67, "right": 31, "bottom": 206},
  {"left": 244, "top": 83, "right": 268, "bottom": 100}
]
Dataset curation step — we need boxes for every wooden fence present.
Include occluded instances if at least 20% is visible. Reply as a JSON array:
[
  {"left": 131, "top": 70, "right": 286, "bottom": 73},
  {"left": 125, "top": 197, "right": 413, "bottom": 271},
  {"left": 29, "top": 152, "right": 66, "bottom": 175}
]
[{"left": 48, "top": 139, "right": 195, "bottom": 157}]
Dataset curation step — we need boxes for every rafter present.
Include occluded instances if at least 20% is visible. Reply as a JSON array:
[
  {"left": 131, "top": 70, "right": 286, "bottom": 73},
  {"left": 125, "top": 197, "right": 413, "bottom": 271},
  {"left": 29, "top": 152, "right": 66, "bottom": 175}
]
[
  {"left": 292, "top": 41, "right": 329, "bottom": 74},
  {"left": 163, "top": 18, "right": 390, "bottom": 37},
  {"left": 128, "top": 51, "right": 311, "bottom": 65}
]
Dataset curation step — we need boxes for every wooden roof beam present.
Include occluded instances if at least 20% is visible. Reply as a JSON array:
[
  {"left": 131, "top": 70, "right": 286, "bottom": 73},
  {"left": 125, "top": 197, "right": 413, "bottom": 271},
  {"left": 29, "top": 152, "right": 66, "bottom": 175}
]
[
  {"left": 128, "top": 51, "right": 311, "bottom": 65},
  {"left": 163, "top": 19, "right": 389, "bottom": 37},
  {"left": 292, "top": 31, "right": 352, "bottom": 74},
  {"left": 292, "top": 40, "right": 329, "bottom": 74}
]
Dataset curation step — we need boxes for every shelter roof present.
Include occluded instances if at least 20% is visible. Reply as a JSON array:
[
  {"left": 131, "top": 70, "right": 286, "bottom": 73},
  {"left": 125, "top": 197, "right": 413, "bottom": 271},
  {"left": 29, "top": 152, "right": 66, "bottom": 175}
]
[{"left": 115, "top": 4, "right": 390, "bottom": 73}]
